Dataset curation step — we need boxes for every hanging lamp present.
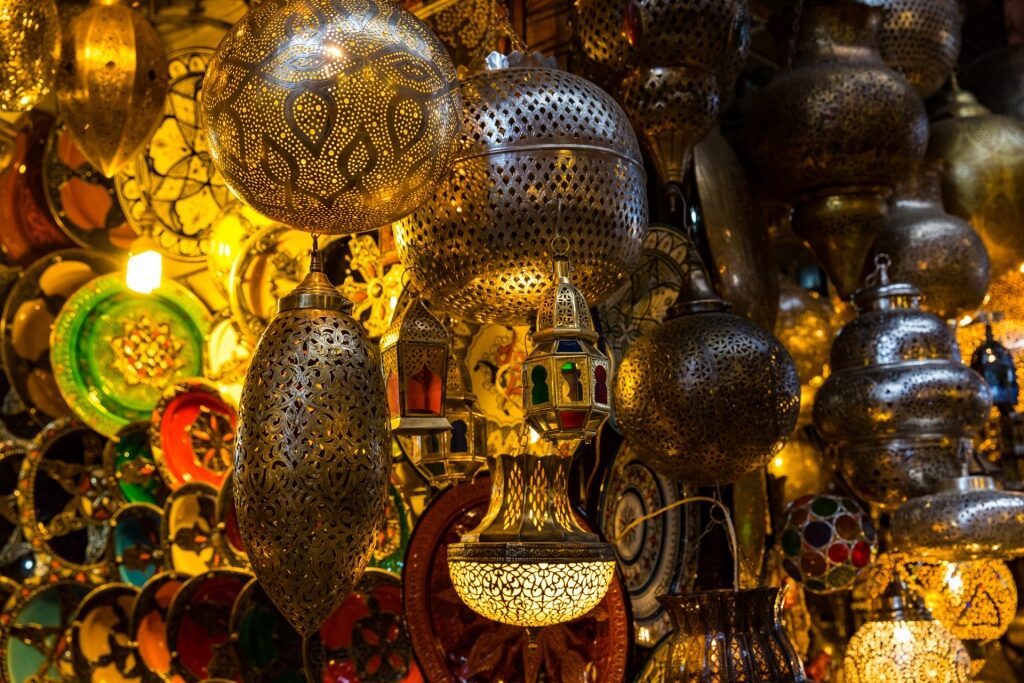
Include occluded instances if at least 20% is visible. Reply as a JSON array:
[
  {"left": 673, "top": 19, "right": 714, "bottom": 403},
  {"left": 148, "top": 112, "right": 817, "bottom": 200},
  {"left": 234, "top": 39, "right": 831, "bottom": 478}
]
[{"left": 0, "top": 0, "right": 61, "bottom": 112}]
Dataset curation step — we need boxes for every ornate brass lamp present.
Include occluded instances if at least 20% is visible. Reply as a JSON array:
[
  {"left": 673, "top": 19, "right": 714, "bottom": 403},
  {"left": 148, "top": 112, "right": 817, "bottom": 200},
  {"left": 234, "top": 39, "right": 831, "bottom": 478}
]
[
  {"left": 55, "top": 0, "right": 169, "bottom": 177},
  {"left": 234, "top": 239, "right": 391, "bottom": 637},
  {"left": 380, "top": 296, "right": 451, "bottom": 434},
  {"left": 878, "top": 0, "right": 965, "bottom": 97},
  {"left": 0, "top": 0, "right": 61, "bottom": 111}
]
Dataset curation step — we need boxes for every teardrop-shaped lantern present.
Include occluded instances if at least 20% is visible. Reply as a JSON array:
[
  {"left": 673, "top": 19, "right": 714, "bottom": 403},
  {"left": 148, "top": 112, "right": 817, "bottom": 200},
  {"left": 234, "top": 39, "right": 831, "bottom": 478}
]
[
  {"left": 0, "top": 0, "right": 61, "bottom": 111},
  {"left": 56, "top": 0, "right": 169, "bottom": 177},
  {"left": 234, "top": 240, "right": 391, "bottom": 637}
]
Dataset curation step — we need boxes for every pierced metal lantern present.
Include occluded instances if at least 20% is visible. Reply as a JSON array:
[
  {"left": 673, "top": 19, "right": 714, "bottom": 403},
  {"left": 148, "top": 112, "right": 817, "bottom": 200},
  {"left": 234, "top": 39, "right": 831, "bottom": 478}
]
[
  {"left": 658, "top": 588, "right": 807, "bottom": 683},
  {"left": 380, "top": 297, "right": 450, "bottom": 434},
  {"left": 614, "top": 248, "right": 800, "bottom": 485},
  {"left": 202, "top": 0, "right": 461, "bottom": 235},
  {"left": 0, "top": 0, "right": 61, "bottom": 111},
  {"left": 970, "top": 322, "right": 1019, "bottom": 415},
  {"left": 234, "top": 244, "right": 391, "bottom": 637},
  {"left": 878, "top": 0, "right": 965, "bottom": 97},
  {"left": 891, "top": 476, "right": 1024, "bottom": 561},
  {"left": 394, "top": 50, "right": 648, "bottom": 324},
  {"left": 447, "top": 452, "right": 616, "bottom": 628},
  {"left": 813, "top": 260, "right": 992, "bottom": 510},
  {"left": 522, "top": 254, "right": 612, "bottom": 447},
  {"left": 55, "top": 0, "right": 169, "bottom": 177}
]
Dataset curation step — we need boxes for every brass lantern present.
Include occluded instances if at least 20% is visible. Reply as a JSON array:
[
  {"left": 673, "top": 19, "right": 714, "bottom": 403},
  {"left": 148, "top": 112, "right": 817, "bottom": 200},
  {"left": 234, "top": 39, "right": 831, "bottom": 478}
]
[
  {"left": 878, "top": 0, "right": 965, "bottom": 98},
  {"left": 380, "top": 297, "right": 451, "bottom": 434},
  {"left": 55, "top": 0, "right": 169, "bottom": 177},
  {"left": 522, "top": 253, "right": 612, "bottom": 447},
  {"left": 0, "top": 0, "right": 61, "bottom": 112}
]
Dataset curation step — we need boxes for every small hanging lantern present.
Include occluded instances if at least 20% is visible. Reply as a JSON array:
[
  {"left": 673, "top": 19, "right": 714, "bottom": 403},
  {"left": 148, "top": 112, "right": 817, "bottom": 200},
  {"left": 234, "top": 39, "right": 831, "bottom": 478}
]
[
  {"left": 380, "top": 291, "right": 451, "bottom": 435},
  {"left": 970, "top": 317, "right": 1019, "bottom": 415},
  {"left": 522, "top": 248, "right": 612, "bottom": 448},
  {"left": 406, "top": 347, "right": 488, "bottom": 488}
]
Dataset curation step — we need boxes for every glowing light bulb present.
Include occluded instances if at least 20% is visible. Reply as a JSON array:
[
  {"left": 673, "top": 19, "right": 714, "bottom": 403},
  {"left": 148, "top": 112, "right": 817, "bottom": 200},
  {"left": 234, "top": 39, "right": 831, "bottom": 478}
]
[{"left": 126, "top": 236, "right": 162, "bottom": 294}]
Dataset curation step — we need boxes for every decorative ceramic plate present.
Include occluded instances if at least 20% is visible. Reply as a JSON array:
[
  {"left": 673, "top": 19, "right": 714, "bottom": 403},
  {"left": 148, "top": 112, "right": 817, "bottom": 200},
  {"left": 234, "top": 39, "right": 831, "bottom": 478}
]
[
  {"left": 369, "top": 480, "right": 415, "bottom": 576},
  {"left": 231, "top": 577, "right": 305, "bottom": 682},
  {"left": 130, "top": 571, "right": 189, "bottom": 683},
  {"left": 304, "top": 569, "right": 423, "bottom": 683},
  {"left": 203, "top": 311, "right": 253, "bottom": 401},
  {"left": 161, "top": 482, "right": 219, "bottom": 576},
  {"left": 0, "top": 581, "right": 91, "bottom": 683},
  {"left": 206, "top": 201, "right": 275, "bottom": 297},
  {"left": 18, "top": 419, "right": 115, "bottom": 577},
  {"left": 43, "top": 122, "right": 135, "bottom": 254},
  {"left": 634, "top": 634, "right": 672, "bottom": 683},
  {"left": 116, "top": 49, "right": 231, "bottom": 262},
  {"left": 110, "top": 503, "right": 165, "bottom": 587},
  {"left": 599, "top": 438, "right": 699, "bottom": 647},
  {"left": 51, "top": 273, "right": 210, "bottom": 438},
  {"left": 104, "top": 421, "right": 171, "bottom": 507},
  {"left": 324, "top": 226, "right": 403, "bottom": 340},
  {"left": 151, "top": 379, "right": 236, "bottom": 489},
  {"left": 213, "top": 470, "right": 248, "bottom": 570},
  {"left": 1, "top": 249, "right": 118, "bottom": 423},
  {"left": 166, "top": 568, "right": 251, "bottom": 682},
  {"left": 403, "top": 477, "right": 632, "bottom": 682},
  {"left": 69, "top": 583, "right": 142, "bottom": 683},
  {"left": 0, "top": 440, "right": 37, "bottom": 582}
]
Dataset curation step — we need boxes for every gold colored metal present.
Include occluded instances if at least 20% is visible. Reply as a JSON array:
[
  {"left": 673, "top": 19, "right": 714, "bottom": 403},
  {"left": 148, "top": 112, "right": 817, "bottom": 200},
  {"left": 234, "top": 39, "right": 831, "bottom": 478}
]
[
  {"left": 202, "top": 0, "right": 461, "bottom": 235},
  {"left": 878, "top": 0, "right": 965, "bottom": 97},
  {"left": 926, "top": 90, "right": 1024, "bottom": 280},
  {"left": 871, "top": 170, "right": 990, "bottom": 320},
  {"left": 234, "top": 244, "right": 391, "bottom": 637},
  {"left": 55, "top": 0, "right": 169, "bottom": 178},
  {"left": 775, "top": 280, "right": 835, "bottom": 387},
  {"left": 613, "top": 248, "right": 801, "bottom": 485},
  {"left": 447, "top": 452, "right": 615, "bottom": 628},
  {"left": 0, "top": 0, "right": 61, "bottom": 111},
  {"left": 394, "top": 50, "right": 648, "bottom": 324},
  {"left": 845, "top": 610, "right": 971, "bottom": 682},
  {"left": 572, "top": 0, "right": 633, "bottom": 89}
]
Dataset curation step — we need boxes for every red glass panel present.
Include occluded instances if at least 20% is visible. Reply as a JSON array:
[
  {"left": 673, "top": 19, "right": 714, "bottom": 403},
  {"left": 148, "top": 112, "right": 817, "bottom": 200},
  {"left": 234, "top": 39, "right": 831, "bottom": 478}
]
[
  {"left": 406, "top": 365, "right": 442, "bottom": 415},
  {"left": 558, "top": 410, "right": 587, "bottom": 429}
]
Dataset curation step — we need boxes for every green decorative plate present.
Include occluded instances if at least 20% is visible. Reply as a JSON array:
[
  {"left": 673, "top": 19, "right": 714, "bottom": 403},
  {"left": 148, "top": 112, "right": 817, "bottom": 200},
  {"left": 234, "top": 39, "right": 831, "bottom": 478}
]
[{"left": 51, "top": 274, "right": 210, "bottom": 438}]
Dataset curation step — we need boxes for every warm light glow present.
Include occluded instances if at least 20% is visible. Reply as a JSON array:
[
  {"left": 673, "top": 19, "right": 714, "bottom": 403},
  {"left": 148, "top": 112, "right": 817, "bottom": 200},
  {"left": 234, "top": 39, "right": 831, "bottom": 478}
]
[
  {"left": 844, "top": 619, "right": 971, "bottom": 683},
  {"left": 126, "top": 238, "right": 162, "bottom": 294}
]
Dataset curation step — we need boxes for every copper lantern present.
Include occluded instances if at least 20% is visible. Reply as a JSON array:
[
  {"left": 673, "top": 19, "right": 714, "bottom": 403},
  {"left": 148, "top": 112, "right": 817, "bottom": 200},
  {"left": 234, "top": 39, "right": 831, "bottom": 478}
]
[{"left": 878, "top": 0, "right": 965, "bottom": 98}]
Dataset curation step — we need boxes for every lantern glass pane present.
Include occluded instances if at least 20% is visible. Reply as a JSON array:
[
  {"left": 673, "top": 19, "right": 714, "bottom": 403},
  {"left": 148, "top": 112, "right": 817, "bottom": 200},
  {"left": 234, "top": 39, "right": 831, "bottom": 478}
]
[
  {"left": 560, "top": 361, "right": 585, "bottom": 402},
  {"left": 530, "top": 364, "right": 550, "bottom": 406}
]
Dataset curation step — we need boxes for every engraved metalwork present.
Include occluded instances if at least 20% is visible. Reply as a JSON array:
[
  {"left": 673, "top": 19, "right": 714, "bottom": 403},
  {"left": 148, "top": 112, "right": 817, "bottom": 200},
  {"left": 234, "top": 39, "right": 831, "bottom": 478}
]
[
  {"left": 55, "top": 0, "right": 169, "bottom": 177},
  {"left": 614, "top": 249, "right": 801, "bottom": 485},
  {"left": 69, "top": 583, "right": 142, "bottom": 683},
  {"left": 891, "top": 476, "right": 1024, "bottom": 561},
  {"left": 394, "top": 50, "right": 648, "bottom": 324},
  {"left": 202, "top": 0, "right": 461, "bottom": 235},
  {"left": 0, "top": 0, "right": 61, "bottom": 111},
  {"left": 572, "top": 0, "right": 633, "bottom": 89},
  {"left": 234, "top": 250, "right": 391, "bottom": 637},
  {"left": 879, "top": 0, "right": 963, "bottom": 97},
  {"left": 813, "top": 261, "right": 992, "bottom": 510}
]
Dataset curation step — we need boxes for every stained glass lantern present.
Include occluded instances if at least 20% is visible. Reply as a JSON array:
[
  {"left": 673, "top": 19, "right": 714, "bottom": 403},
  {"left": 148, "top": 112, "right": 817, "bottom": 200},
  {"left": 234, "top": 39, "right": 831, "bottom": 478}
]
[
  {"left": 970, "top": 320, "right": 1019, "bottom": 415},
  {"left": 522, "top": 254, "right": 612, "bottom": 447},
  {"left": 780, "top": 494, "right": 877, "bottom": 594},
  {"left": 380, "top": 296, "right": 451, "bottom": 434}
]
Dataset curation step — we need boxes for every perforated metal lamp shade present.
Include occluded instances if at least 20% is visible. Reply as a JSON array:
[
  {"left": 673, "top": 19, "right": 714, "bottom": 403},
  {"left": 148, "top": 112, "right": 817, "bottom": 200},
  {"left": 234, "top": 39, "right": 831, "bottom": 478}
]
[{"left": 380, "top": 298, "right": 451, "bottom": 434}]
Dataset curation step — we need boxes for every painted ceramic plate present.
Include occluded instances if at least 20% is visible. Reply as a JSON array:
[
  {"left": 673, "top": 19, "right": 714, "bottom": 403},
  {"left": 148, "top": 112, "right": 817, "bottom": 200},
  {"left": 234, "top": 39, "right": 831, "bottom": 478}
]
[
  {"left": 214, "top": 469, "right": 248, "bottom": 570},
  {"left": 403, "top": 477, "right": 631, "bottom": 682},
  {"left": 51, "top": 273, "right": 210, "bottom": 438},
  {"left": 0, "top": 440, "right": 37, "bottom": 582},
  {"left": 599, "top": 438, "right": 699, "bottom": 647},
  {"left": 1, "top": 249, "right": 118, "bottom": 423},
  {"left": 369, "top": 481, "right": 415, "bottom": 576},
  {"left": 110, "top": 503, "right": 165, "bottom": 587},
  {"left": 130, "top": 571, "right": 189, "bottom": 683},
  {"left": 43, "top": 122, "right": 135, "bottom": 254},
  {"left": 304, "top": 569, "right": 423, "bottom": 683},
  {"left": 231, "top": 577, "right": 305, "bottom": 682},
  {"left": 69, "top": 583, "right": 142, "bottom": 683},
  {"left": 161, "top": 482, "right": 219, "bottom": 576},
  {"left": 634, "top": 634, "right": 672, "bottom": 683},
  {"left": 166, "top": 568, "right": 251, "bottom": 682},
  {"left": 0, "top": 581, "right": 91, "bottom": 683},
  {"left": 203, "top": 311, "right": 253, "bottom": 402},
  {"left": 151, "top": 379, "right": 236, "bottom": 489},
  {"left": 116, "top": 49, "right": 231, "bottom": 262},
  {"left": 104, "top": 421, "right": 171, "bottom": 507},
  {"left": 18, "top": 419, "right": 115, "bottom": 576}
]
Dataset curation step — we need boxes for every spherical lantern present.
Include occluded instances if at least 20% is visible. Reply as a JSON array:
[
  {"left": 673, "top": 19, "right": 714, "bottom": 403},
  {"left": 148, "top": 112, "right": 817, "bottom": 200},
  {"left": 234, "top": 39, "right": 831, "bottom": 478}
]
[
  {"left": 813, "top": 259, "right": 991, "bottom": 510},
  {"left": 917, "top": 560, "right": 1018, "bottom": 643},
  {"left": 878, "top": 0, "right": 964, "bottom": 97},
  {"left": 202, "top": 0, "right": 462, "bottom": 234},
  {"left": 572, "top": 0, "right": 632, "bottom": 90},
  {"left": 844, "top": 608, "right": 971, "bottom": 683},
  {"left": 394, "top": 50, "right": 648, "bottom": 324},
  {"left": 747, "top": 0, "right": 928, "bottom": 297},
  {"left": 234, "top": 243, "right": 391, "bottom": 636},
  {"left": 926, "top": 90, "right": 1024, "bottom": 279},
  {"left": 0, "top": 0, "right": 61, "bottom": 111},
  {"left": 55, "top": 0, "right": 169, "bottom": 177},
  {"left": 870, "top": 170, "right": 990, "bottom": 320},
  {"left": 614, "top": 248, "right": 801, "bottom": 485},
  {"left": 779, "top": 494, "right": 877, "bottom": 594}
]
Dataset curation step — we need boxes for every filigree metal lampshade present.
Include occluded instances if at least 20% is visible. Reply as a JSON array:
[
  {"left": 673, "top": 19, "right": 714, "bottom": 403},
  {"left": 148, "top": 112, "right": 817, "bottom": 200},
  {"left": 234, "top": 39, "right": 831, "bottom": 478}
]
[
  {"left": 380, "top": 297, "right": 450, "bottom": 434},
  {"left": 614, "top": 248, "right": 800, "bottom": 485},
  {"left": 234, "top": 243, "right": 391, "bottom": 637},
  {"left": 813, "top": 260, "right": 992, "bottom": 510},
  {"left": 394, "top": 50, "right": 648, "bottom": 324},
  {"left": 447, "top": 452, "right": 616, "bottom": 628},
  {"left": 202, "top": 0, "right": 461, "bottom": 235},
  {"left": 0, "top": 0, "right": 61, "bottom": 111},
  {"left": 891, "top": 476, "right": 1024, "bottom": 561},
  {"left": 55, "top": 0, "right": 169, "bottom": 177},
  {"left": 878, "top": 0, "right": 965, "bottom": 97}
]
